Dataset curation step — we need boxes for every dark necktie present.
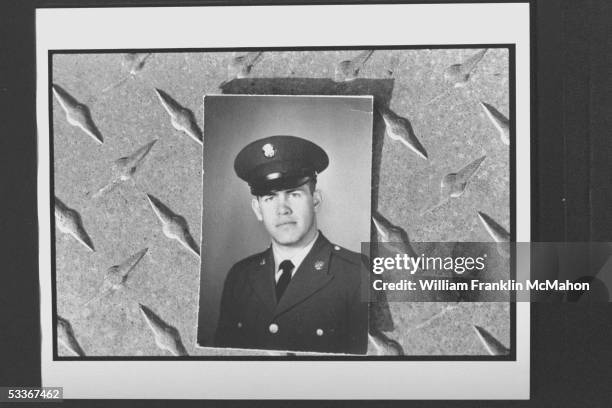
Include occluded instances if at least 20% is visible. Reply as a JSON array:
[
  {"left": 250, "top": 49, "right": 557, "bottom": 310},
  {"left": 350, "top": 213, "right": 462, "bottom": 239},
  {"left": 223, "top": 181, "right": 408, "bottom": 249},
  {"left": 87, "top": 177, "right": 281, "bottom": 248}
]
[{"left": 276, "top": 260, "right": 294, "bottom": 302}]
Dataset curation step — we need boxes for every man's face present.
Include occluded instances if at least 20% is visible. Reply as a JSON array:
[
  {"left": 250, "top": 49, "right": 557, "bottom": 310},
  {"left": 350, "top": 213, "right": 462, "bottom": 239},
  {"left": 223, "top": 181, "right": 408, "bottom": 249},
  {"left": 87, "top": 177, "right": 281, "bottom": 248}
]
[{"left": 251, "top": 183, "right": 321, "bottom": 248}]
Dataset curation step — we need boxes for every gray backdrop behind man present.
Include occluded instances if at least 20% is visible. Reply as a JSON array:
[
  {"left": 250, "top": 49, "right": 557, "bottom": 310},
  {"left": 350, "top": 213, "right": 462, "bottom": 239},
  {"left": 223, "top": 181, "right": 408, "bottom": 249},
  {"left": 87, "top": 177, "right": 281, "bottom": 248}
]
[{"left": 197, "top": 95, "right": 372, "bottom": 347}]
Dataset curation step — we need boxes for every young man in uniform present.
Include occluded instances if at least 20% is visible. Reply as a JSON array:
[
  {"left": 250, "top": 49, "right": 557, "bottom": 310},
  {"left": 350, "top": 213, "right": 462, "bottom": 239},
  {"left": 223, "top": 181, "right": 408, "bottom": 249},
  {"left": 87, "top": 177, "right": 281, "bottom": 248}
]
[{"left": 214, "top": 135, "right": 368, "bottom": 354}]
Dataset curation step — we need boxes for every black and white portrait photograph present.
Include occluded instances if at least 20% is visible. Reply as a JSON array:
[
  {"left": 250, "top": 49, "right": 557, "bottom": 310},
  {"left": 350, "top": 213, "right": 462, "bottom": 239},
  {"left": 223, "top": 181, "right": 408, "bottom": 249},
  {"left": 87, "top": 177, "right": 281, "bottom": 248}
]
[
  {"left": 35, "top": 2, "right": 531, "bottom": 399},
  {"left": 197, "top": 95, "right": 372, "bottom": 354},
  {"left": 8, "top": 0, "right": 612, "bottom": 404}
]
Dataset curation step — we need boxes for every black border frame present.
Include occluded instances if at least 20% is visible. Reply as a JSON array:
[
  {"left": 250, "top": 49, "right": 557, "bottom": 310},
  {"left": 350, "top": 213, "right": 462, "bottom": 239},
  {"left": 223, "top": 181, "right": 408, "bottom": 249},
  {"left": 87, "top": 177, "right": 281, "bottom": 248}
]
[{"left": 48, "top": 43, "right": 517, "bottom": 362}]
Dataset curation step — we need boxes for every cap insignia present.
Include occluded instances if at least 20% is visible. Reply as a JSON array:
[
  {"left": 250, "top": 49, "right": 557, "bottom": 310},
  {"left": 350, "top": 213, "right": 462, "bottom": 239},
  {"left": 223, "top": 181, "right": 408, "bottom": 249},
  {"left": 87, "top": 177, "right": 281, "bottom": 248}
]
[{"left": 262, "top": 143, "right": 276, "bottom": 158}]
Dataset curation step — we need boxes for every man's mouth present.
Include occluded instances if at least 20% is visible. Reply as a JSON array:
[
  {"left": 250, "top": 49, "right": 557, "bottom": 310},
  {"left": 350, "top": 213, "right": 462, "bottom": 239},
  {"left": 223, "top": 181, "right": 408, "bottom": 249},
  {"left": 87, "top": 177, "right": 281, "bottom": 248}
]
[{"left": 276, "top": 221, "right": 296, "bottom": 227}]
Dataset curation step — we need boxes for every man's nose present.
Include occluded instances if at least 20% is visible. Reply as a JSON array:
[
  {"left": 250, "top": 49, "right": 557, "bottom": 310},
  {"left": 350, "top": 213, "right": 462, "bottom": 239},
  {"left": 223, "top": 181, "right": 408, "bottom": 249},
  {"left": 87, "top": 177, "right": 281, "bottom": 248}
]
[{"left": 276, "top": 193, "right": 292, "bottom": 215}]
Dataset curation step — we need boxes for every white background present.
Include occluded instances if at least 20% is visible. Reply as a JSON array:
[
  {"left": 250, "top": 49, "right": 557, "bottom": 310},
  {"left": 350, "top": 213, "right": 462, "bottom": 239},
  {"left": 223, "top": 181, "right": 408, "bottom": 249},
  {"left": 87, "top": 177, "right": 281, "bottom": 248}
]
[{"left": 37, "top": 3, "right": 531, "bottom": 399}]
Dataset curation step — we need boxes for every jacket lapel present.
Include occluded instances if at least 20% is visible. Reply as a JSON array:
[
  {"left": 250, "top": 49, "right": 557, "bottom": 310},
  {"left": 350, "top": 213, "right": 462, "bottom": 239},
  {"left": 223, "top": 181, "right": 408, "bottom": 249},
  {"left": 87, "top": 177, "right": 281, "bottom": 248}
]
[
  {"left": 247, "top": 247, "right": 277, "bottom": 314},
  {"left": 274, "top": 233, "right": 335, "bottom": 317}
]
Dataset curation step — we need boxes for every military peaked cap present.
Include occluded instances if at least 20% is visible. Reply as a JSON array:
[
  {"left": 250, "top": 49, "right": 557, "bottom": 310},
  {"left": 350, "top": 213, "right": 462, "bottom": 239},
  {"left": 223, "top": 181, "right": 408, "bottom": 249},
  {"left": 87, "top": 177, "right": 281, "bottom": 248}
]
[{"left": 234, "top": 135, "right": 329, "bottom": 195}]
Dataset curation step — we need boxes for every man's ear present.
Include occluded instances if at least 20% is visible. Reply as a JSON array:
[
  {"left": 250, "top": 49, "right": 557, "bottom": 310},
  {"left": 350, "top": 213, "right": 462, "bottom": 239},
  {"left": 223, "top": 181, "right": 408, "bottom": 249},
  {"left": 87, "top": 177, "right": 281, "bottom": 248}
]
[
  {"left": 313, "top": 189, "right": 322, "bottom": 213},
  {"left": 251, "top": 197, "right": 264, "bottom": 221}
]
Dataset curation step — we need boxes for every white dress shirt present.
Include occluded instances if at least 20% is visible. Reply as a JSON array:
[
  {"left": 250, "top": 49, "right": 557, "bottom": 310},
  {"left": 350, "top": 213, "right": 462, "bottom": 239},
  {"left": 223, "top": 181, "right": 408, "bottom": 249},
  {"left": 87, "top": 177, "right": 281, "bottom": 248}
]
[{"left": 272, "top": 231, "right": 319, "bottom": 283}]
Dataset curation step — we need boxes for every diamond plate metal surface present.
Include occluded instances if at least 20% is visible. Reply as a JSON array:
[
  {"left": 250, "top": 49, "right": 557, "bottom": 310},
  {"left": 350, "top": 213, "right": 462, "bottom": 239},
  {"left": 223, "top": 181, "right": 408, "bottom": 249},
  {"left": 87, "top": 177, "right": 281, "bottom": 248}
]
[{"left": 52, "top": 49, "right": 510, "bottom": 356}]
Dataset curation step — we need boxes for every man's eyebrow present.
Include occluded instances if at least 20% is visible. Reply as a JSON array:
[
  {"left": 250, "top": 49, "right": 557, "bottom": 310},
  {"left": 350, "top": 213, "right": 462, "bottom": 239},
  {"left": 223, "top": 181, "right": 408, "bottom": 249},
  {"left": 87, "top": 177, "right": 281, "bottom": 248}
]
[{"left": 287, "top": 187, "right": 306, "bottom": 193}]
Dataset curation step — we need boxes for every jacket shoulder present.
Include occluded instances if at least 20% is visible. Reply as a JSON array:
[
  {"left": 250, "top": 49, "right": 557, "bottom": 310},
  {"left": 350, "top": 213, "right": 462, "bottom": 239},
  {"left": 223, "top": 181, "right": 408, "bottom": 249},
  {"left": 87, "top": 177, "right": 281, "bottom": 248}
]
[
  {"left": 329, "top": 243, "right": 367, "bottom": 266},
  {"left": 231, "top": 249, "right": 267, "bottom": 269},
  {"left": 225, "top": 249, "right": 268, "bottom": 281},
  {"left": 234, "top": 250, "right": 266, "bottom": 267}
]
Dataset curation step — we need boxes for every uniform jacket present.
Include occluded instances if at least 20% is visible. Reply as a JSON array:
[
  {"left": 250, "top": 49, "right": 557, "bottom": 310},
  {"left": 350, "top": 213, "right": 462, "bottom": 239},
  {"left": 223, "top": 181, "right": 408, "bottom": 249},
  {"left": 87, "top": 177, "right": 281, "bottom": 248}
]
[{"left": 214, "top": 233, "right": 368, "bottom": 354}]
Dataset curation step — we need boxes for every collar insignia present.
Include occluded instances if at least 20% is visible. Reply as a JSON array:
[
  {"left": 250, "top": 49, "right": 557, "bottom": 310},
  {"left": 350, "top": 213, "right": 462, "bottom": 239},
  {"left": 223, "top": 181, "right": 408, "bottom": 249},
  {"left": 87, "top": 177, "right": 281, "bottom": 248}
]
[{"left": 314, "top": 261, "right": 325, "bottom": 270}]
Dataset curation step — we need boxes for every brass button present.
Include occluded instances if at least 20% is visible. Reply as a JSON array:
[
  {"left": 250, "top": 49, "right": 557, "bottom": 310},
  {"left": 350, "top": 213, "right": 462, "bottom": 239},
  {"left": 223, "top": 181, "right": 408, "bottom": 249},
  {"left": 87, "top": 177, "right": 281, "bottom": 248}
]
[
  {"left": 269, "top": 323, "right": 279, "bottom": 334},
  {"left": 316, "top": 328, "right": 324, "bottom": 336},
  {"left": 237, "top": 322, "right": 242, "bottom": 328},
  {"left": 334, "top": 245, "right": 340, "bottom": 251}
]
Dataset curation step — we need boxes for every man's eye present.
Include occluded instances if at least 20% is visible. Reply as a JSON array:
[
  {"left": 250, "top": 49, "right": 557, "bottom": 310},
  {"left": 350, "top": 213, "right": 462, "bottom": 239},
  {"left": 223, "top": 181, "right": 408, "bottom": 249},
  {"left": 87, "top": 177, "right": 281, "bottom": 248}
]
[
  {"left": 290, "top": 191, "right": 301, "bottom": 198},
  {"left": 263, "top": 196, "right": 273, "bottom": 202}
]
